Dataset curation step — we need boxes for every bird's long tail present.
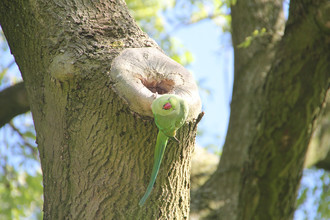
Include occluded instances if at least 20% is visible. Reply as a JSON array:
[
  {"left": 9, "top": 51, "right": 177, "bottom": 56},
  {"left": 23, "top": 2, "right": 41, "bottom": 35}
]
[{"left": 139, "top": 131, "right": 168, "bottom": 206}]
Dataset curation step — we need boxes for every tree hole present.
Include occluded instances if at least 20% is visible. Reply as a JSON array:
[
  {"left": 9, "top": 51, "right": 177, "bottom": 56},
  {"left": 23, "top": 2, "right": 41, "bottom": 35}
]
[{"left": 140, "top": 77, "right": 175, "bottom": 94}]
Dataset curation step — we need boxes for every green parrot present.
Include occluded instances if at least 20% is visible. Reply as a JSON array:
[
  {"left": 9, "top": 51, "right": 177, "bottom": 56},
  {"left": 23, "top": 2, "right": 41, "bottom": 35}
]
[{"left": 139, "top": 94, "right": 189, "bottom": 206}]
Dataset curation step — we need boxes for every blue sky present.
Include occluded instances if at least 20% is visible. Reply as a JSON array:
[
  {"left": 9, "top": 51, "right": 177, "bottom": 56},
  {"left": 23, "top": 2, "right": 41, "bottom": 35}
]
[{"left": 172, "top": 20, "right": 233, "bottom": 151}]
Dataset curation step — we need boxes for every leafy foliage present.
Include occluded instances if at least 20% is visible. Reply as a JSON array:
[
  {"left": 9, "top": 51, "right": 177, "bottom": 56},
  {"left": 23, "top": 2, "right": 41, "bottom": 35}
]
[
  {"left": 0, "top": 166, "right": 43, "bottom": 220},
  {"left": 295, "top": 169, "right": 330, "bottom": 220},
  {"left": 0, "top": 111, "right": 41, "bottom": 220}
]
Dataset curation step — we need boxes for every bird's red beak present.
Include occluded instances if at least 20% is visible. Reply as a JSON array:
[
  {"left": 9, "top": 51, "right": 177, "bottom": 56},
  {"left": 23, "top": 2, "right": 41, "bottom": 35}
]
[{"left": 163, "top": 102, "right": 172, "bottom": 110}]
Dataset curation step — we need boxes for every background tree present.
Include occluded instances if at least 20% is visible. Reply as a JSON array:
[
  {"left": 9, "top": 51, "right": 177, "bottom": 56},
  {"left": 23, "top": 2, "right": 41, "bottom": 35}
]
[
  {"left": 191, "top": 0, "right": 330, "bottom": 219},
  {"left": 0, "top": 0, "right": 329, "bottom": 219}
]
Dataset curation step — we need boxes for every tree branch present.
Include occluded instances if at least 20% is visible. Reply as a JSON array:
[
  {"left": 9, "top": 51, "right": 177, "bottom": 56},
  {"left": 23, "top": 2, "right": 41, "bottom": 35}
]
[
  {"left": 0, "top": 82, "right": 30, "bottom": 127},
  {"left": 8, "top": 121, "right": 38, "bottom": 158}
]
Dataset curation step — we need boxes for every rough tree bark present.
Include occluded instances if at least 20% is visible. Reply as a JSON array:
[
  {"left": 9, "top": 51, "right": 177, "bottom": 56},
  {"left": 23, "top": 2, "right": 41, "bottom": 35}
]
[
  {"left": 0, "top": 0, "right": 202, "bottom": 219},
  {"left": 191, "top": 0, "right": 329, "bottom": 219}
]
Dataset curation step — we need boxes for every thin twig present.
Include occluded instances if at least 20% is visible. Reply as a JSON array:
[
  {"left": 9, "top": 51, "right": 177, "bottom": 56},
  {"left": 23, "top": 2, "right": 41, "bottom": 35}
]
[{"left": 8, "top": 121, "right": 38, "bottom": 158}]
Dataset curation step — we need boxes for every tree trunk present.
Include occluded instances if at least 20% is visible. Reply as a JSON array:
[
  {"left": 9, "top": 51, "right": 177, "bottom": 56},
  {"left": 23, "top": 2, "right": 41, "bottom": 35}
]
[
  {"left": 191, "top": 0, "right": 330, "bottom": 219},
  {"left": 0, "top": 0, "right": 201, "bottom": 219}
]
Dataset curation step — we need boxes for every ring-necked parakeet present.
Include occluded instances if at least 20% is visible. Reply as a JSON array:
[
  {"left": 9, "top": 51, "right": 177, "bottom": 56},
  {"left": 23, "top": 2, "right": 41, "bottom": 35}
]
[{"left": 139, "top": 94, "right": 189, "bottom": 206}]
